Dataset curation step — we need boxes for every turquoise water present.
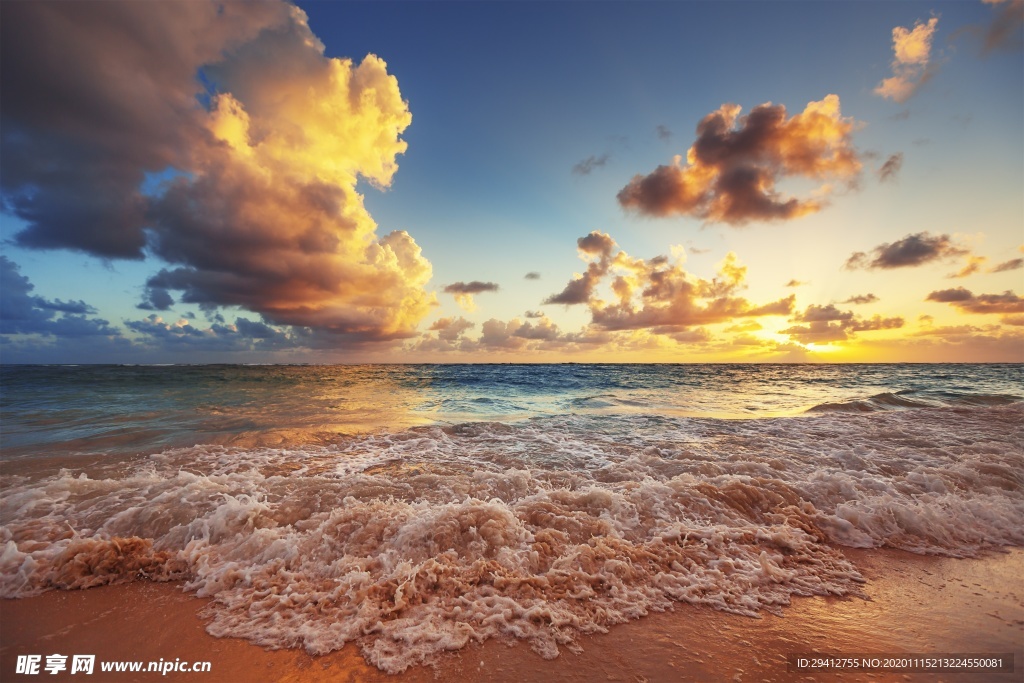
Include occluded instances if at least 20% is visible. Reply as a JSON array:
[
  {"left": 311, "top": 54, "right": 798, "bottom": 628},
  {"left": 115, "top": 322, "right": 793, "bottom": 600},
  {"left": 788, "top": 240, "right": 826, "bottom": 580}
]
[
  {"left": 2, "top": 363, "right": 1021, "bottom": 460},
  {"left": 1, "top": 363, "right": 1022, "bottom": 672}
]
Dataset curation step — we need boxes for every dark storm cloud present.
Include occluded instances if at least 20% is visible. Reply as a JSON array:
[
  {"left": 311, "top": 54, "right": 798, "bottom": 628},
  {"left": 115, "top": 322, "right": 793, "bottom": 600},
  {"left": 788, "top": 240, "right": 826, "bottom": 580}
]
[
  {"left": 618, "top": 96, "right": 861, "bottom": 225},
  {"left": 845, "top": 232, "right": 969, "bottom": 270},
  {"left": 0, "top": 256, "right": 119, "bottom": 337}
]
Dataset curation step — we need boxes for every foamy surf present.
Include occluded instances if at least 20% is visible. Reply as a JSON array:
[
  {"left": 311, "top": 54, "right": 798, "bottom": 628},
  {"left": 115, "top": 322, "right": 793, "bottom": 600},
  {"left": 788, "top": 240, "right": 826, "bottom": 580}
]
[{"left": 2, "top": 404, "right": 1022, "bottom": 673}]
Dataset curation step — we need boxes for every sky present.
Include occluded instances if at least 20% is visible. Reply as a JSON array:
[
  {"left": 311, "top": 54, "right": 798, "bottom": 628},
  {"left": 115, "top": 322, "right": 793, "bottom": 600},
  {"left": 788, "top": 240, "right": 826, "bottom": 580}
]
[{"left": 1, "top": 0, "right": 1022, "bottom": 364}]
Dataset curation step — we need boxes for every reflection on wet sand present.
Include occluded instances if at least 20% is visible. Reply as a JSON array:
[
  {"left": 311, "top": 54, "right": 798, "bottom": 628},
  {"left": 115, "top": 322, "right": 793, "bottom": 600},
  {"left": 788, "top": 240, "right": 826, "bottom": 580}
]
[{"left": 2, "top": 548, "right": 1020, "bottom": 682}]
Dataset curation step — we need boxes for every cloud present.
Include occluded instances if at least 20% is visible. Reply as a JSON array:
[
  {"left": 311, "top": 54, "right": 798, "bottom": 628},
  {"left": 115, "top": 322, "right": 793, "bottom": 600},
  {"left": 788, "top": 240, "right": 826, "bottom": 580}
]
[
  {"left": 785, "top": 279, "right": 808, "bottom": 288},
  {"left": 840, "top": 293, "right": 880, "bottom": 305},
  {"left": 443, "top": 281, "right": 500, "bottom": 295},
  {"left": 0, "top": 255, "right": 119, "bottom": 338},
  {"left": 780, "top": 303, "right": 904, "bottom": 344},
  {"left": 724, "top": 320, "right": 763, "bottom": 333},
  {"left": 524, "top": 272, "right": 541, "bottom": 280},
  {"left": 427, "top": 316, "right": 475, "bottom": 342},
  {"left": 137, "top": 287, "right": 175, "bottom": 311},
  {"left": 524, "top": 310, "right": 544, "bottom": 318},
  {"left": 948, "top": 255, "right": 988, "bottom": 278},
  {"left": 878, "top": 153, "right": 904, "bottom": 182},
  {"left": 544, "top": 232, "right": 795, "bottom": 332},
  {"left": 980, "top": 0, "right": 1024, "bottom": 53},
  {"left": 926, "top": 287, "right": 1024, "bottom": 319},
  {"left": 845, "top": 232, "right": 969, "bottom": 270},
  {"left": 1, "top": 1, "right": 289, "bottom": 258},
  {"left": 442, "top": 281, "right": 499, "bottom": 311},
  {"left": 875, "top": 17, "right": 939, "bottom": 102},
  {"left": 2, "top": 1, "right": 434, "bottom": 345},
  {"left": 990, "top": 257, "right": 1023, "bottom": 273},
  {"left": 125, "top": 314, "right": 297, "bottom": 353},
  {"left": 572, "top": 154, "right": 610, "bottom": 176},
  {"left": 656, "top": 125, "right": 673, "bottom": 142},
  {"left": 618, "top": 95, "right": 861, "bottom": 225}
]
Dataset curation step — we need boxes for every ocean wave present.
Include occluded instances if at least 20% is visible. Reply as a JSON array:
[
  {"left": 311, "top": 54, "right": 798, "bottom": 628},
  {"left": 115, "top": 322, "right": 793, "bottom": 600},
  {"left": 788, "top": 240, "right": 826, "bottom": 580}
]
[
  {"left": 1, "top": 405, "right": 1022, "bottom": 672},
  {"left": 806, "top": 390, "right": 1021, "bottom": 413}
]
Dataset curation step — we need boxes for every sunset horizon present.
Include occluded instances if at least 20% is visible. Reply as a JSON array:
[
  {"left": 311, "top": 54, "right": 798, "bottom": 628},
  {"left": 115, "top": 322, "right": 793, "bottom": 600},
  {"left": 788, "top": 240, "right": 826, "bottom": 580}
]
[
  {"left": 1, "top": 3, "right": 1022, "bottom": 682},
  {"left": 2, "top": 1, "right": 1021, "bottom": 364}
]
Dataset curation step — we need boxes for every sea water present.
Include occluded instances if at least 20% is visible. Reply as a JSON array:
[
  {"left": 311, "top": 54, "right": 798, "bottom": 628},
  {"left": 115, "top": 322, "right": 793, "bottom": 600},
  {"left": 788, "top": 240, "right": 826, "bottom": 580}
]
[{"left": 1, "top": 364, "right": 1022, "bottom": 672}]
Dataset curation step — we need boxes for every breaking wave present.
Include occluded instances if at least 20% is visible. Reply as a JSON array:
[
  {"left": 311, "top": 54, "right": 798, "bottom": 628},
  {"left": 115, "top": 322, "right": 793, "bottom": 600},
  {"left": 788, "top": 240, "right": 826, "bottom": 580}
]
[
  {"left": 2, "top": 404, "right": 1022, "bottom": 673},
  {"left": 806, "top": 390, "right": 1021, "bottom": 413}
]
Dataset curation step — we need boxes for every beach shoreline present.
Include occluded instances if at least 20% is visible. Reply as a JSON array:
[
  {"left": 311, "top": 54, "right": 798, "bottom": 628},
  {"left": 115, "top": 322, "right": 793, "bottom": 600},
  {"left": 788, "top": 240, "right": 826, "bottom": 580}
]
[{"left": 2, "top": 547, "right": 1020, "bottom": 683}]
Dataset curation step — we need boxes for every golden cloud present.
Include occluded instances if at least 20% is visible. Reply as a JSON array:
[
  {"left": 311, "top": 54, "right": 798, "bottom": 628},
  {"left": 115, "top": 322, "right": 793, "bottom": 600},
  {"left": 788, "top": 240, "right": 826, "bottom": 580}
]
[
  {"left": 618, "top": 95, "right": 861, "bottom": 224},
  {"left": 545, "top": 232, "right": 795, "bottom": 331},
  {"left": 779, "top": 303, "right": 903, "bottom": 345},
  {"left": 875, "top": 18, "right": 939, "bottom": 102},
  {"left": 3, "top": 1, "right": 434, "bottom": 344}
]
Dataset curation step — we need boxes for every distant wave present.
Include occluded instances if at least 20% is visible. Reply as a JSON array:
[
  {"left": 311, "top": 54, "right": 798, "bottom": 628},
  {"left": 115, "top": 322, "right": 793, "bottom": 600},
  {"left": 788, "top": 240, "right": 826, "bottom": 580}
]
[{"left": 807, "top": 390, "right": 1021, "bottom": 413}]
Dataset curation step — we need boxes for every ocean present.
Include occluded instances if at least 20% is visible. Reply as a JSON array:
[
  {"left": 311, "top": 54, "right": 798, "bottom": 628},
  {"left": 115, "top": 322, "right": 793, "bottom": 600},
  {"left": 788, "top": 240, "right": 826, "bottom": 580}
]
[{"left": 1, "top": 363, "right": 1022, "bottom": 674}]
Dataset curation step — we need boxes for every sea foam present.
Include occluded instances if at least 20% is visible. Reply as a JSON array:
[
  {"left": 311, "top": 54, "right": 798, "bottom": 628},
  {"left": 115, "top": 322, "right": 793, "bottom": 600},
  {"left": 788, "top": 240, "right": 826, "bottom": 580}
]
[{"left": 2, "top": 404, "right": 1022, "bottom": 672}]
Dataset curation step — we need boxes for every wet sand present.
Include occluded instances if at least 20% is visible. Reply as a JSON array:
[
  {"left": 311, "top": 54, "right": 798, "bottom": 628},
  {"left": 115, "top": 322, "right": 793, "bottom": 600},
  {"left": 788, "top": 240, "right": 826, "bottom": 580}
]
[{"left": 2, "top": 548, "right": 1021, "bottom": 683}]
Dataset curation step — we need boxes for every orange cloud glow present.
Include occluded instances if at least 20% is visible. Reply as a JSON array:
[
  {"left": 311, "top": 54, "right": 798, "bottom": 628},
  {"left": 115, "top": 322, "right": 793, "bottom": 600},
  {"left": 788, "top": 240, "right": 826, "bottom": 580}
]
[
  {"left": 545, "top": 232, "right": 795, "bottom": 332},
  {"left": 618, "top": 95, "right": 861, "bottom": 224},
  {"left": 875, "top": 17, "right": 939, "bottom": 102},
  {"left": 4, "top": 1, "right": 435, "bottom": 344}
]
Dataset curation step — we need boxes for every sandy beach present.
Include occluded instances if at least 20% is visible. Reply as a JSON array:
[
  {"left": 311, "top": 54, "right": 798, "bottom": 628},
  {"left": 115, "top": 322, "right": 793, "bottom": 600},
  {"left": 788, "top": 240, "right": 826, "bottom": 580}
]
[{"left": 2, "top": 547, "right": 1020, "bottom": 682}]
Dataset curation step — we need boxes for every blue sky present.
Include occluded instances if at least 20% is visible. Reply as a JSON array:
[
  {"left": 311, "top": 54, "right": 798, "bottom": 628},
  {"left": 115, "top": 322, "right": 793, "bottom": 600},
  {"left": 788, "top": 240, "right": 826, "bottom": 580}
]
[{"left": 1, "top": 0, "right": 1022, "bottom": 362}]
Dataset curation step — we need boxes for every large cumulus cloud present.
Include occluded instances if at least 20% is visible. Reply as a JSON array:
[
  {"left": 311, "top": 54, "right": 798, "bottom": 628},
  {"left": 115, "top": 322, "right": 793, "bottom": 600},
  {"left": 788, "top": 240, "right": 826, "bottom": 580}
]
[
  {"left": 617, "top": 95, "right": 861, "bottom": 225},
  {"left": 1, "top": 1, "right": 434, "bottom": 343}
]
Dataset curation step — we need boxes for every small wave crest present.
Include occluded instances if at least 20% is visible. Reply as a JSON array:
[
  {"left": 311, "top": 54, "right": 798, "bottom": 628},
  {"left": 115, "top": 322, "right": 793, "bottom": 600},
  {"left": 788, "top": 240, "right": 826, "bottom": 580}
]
[{"left": 807, "top": 390, "right": 1021, "bottom": 413}]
